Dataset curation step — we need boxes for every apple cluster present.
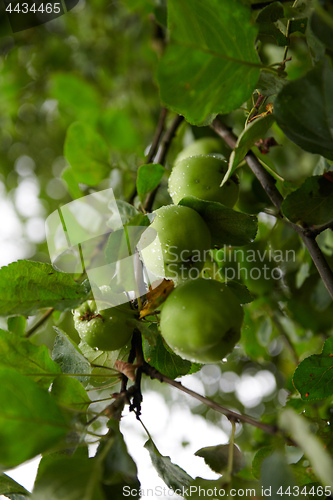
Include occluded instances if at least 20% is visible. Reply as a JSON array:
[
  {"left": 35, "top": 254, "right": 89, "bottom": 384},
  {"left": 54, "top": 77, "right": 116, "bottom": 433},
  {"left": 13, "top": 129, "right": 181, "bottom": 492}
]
[
  {"left": 141, "top": 139, "right": 244, "bottom": 364},
  {"left": 73, "top": 139, "right": 245, "bottom": 365}
]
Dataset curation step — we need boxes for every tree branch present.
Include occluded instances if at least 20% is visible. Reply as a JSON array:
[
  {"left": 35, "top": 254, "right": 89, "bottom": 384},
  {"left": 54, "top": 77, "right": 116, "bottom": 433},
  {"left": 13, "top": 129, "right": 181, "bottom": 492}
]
[
  {"left": 144, "top": 114, "right": 184, "bottom": 212},
  {"left": 211, "top": 117, "right": 284, "bottom": 211},
  {"left": 142, "top": 362, "right": 278, "bottom": 435},
  {"left": 129, "top": 108, "right": 168, "bottom": 204},
  {"left": 305, "top": 220, "right": 333, "bottom": 237},
  {"left": 25, "top": 308, "right": 54, "bottom": 338},
  {"left": 155, "top": 114, "right": 184, "bottom": 166},
  {"left": 147, "top": 108, "right": 168, "bottom": 164},
  {"left": 297, "top": 232, "right": 333, "bottom": 298},
  {"left": 211, "top": 117, "right": 333, "bottom": 300}
]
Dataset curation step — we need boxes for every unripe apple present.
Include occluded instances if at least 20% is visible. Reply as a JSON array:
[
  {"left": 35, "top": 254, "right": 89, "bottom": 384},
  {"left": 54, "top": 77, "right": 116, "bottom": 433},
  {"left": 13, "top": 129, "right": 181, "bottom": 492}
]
[
  {"left": 175, "top": 137, "right": 231, "bottom": 163},
  {"left": 140, "top": 205, "right": 211, "bottom": 282},
  {"left": 168, "top": 155, "right": 239, "bottom": 206},
  {"left": 73, "top": 300, "right": 136, "bottom": 351},
  {"left": 160, "top": 278, "right": 243, "bottom": 363}
]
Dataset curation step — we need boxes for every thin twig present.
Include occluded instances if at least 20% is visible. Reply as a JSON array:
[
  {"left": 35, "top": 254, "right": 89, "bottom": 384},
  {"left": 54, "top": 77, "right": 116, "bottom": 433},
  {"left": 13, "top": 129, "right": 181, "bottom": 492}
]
[
  {"left": 211, "top": 117, "right": 284, "bottom": 211},
  {"left": 147, "top": 108, "right": 168, "bottom": 164},
  {"left": 25, "top": 308, "right": 54, "bottom": 338},
  {"left": 297, "top": 232, "right": 333, "bottom": 298},
  {"left": 305, "top": 220, "right": 333, "bottom": 237},
  {"left": 142, "top": 363, "right": 278, "bottom": 435},
  {"left": 210, "top": 117, "right": 333, "bottom": 300},
  {"left": 144, "top": 115, "right": 184, "bottom": 212},
  {"left": 282, "top": 0, "right": 300, "bottom": 66},
  {"left": 129, "top": 108, "right": 168, "bottom": 204},
  {"left": 155, "top": 114, "right": 184, "bottom": 166},
  {"left": 226, "top": 420, "right": 236, "bottom": 482},
  {"left": 246, "top": 93, "right": 267, "bottom": 124},
  {"left": 121, "top": 331, "right": 138, "bottom": 393}
]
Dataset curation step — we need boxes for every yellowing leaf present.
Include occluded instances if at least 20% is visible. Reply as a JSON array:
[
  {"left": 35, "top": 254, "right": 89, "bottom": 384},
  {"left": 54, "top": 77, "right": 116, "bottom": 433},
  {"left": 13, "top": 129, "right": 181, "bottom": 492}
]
[{"left": 140, "top": 279, "right": 174, "bottom": 318}]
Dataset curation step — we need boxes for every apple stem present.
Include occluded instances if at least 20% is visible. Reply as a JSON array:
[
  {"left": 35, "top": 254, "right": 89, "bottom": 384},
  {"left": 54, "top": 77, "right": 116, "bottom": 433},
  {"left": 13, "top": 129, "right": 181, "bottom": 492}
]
[{"left": 226, "top": 419, "right": 236, "bottom": 482}]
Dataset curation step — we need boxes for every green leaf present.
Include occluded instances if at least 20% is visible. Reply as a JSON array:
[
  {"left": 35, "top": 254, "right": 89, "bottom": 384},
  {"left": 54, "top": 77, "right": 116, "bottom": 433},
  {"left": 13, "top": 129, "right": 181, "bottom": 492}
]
[
  {"left": 136, "top": 163, "right": 164, "bottom": 204},
  {"left": 32, "top": 455, "right": 105, "bottom": 500},
  {"left": 98, "top": 420, "right": 139, "bottom": 486},
  {"left": 252, "top": 446, "right": 274, "bottom": 480},
  {"left": 108, "top": 201, "right": 139, "bottom": 228},
  {"left": 7, "top": 315, "right": 26, "bottom": 335},
  {"left": 185, "top": 477, "right": 228, "bottom": 499},
  {"left": 0, "top": 367, "right": 68, "bottom": 469},
  {"left": 0, "top": 474, "right": 30, "bottom": 497},
  {"left": 257, "top": 71, "right": 287, "bottom": 96},
  {"left": 241, "top": 310, "right": 270, "bottom": 361},
  {"left": 52, "top": 328, "right": 91, "bottom": 385},
  {"left": 195, "top": 444, "right": 245, "bottom": 475},
  {"left": 51, "top": 375, "right": 90, "bottom": 412},
  {"left": 157, "top": 0, "right": 260, "bottom": 125},
  {"left": 224, "top": 281, "right": 254, "bottom": 304},
  {"left": 0, "top": 329, "right": 61, "bottom": 389},
  {"left": 185, "top": 476, "right": 259, "bottom": 499},
  {"left": 64, "top": 122, "right": 110, "bottom": 186},
  {"left": 106, "top": 214, "right": 150, "bottom": 261},
  {"left": 99, "top": 108, "right": 141, "bottom": 151},
  {"left": 0, "top": 261, "right": 90, "bottom": 317},
  {"left": 261, "top": 452, "right": 297, "bottom": 499},
  {"left": 144, "top": 438, "right": 193, "bottom": 491},
  {"left": 179, "top": 196, "right": 258, "bottom": 246},
  {"left": 256, "top": 2, "right": 288, "bottom": 46},
  {"left": 257, "top": 22, "right": 287, "bottom": 46},
  {"left": 310, "top": 10, "right": 333, "bottom": 51},
  {"left": 61, "top": 166, "right": 83, "bottom": 200},
  {"left": 274, "top": 60, "right": 333, "bottom": 160},
  {"left": 143, "top": 334, "right": 192, "bottom": 379},
  {"left": 50, "top": 73, "right": 101, "bottom": 121},
  {"left": 79, "top": 341, "right": 127, "bottom": 387},
  {"left": 289, "top": 17, "right": 307, "bottom": 36},
  {"left": 313, "top": 156, "right": 332, "bottom": 175},
  {"left": 225, "top": 114, "right": 275, "bottom": 185},
  {"left": 279, "top": 409, "right": 333, "bottom": 489},
  {"left": 256, "top": 2, "right": 284, "bottom": 23},
  {"left": 282, "top": 175, "right": 333, "bottom": 226},
  {"left": 137, "top": 321, "right": 158, "bottom": 346},
  {"left": 292, "top": 337, "right": 333, "bottom": 401},
  {"left": 290, "top": 461, "right": 318, "bottom": 486}
]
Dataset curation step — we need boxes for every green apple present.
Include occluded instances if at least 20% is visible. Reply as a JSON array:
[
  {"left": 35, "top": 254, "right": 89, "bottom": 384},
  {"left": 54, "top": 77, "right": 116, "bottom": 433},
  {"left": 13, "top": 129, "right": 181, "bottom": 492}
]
[
  {"left": 73, "top": 300, "right": 136, "bottom": 351},
  {"left": 168, "top": 155, "right": 239, "bottom": 206},
  {"left": 175, "top": 137, "right": 231, "bottom": 163},
  {"left": 160, "top": 278, "right": 243, "bottom": 364},
  {"left": 140, "top": 205, "right": 211, "bottom": 282}
]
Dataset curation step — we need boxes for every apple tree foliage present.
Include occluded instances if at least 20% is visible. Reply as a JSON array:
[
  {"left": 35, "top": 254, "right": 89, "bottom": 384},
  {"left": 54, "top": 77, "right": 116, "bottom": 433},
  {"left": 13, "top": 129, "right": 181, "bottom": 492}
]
[{"left": 0, "top": 0, "right": 333, "bottom": 498}]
